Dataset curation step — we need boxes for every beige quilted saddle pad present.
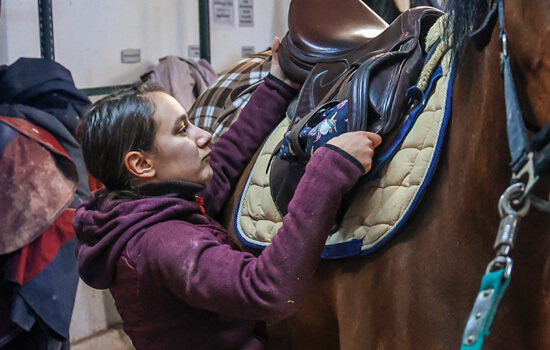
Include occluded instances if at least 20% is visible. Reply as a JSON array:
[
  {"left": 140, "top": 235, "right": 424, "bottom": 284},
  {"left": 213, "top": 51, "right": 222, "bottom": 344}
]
[{"left": 234, "top": 21, "right": 454, "bottom": 258}]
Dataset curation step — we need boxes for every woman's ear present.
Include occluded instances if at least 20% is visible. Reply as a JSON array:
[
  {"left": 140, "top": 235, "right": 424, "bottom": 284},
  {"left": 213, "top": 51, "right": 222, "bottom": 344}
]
[{"left": 125, "top": 151, "right": 156, "bottom": 179}]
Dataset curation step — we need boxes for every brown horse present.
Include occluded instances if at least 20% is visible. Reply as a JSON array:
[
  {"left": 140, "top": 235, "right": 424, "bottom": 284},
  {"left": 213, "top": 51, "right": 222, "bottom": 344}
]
[{"left": 204, "top": 0, "right": 550, "bottom": 348}]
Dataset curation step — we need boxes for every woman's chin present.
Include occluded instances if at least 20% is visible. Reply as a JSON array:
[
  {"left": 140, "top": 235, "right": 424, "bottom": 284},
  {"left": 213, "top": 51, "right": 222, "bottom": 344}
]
[{"left": 199, "top": 168, "right": 214, "bottom": 186}]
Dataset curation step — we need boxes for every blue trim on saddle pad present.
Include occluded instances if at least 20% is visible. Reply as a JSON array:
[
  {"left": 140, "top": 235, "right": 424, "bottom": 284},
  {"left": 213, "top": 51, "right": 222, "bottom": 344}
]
[
  {"left": 234, "top": 62, "right": 456, "bottom": 259},
  {"left": 321, "top": 239, "right": 364, "bottom": 259}
]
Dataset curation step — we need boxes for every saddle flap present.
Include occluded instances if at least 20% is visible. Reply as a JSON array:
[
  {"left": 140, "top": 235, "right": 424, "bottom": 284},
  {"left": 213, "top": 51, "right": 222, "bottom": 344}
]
[{"left": 347, "top": 43, "right": 426, "bottom": 134}]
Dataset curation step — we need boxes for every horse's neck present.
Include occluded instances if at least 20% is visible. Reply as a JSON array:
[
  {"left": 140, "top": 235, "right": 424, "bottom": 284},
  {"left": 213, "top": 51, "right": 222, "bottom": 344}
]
[{"left": 446, "top": 40, "right": 509, "bottom": 212}]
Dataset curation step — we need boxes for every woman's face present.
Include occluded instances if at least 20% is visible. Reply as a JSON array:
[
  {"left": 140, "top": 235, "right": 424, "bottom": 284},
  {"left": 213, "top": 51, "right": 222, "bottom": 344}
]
[{"left": 146, "top": 92, "right": 213, "bottom": 185}]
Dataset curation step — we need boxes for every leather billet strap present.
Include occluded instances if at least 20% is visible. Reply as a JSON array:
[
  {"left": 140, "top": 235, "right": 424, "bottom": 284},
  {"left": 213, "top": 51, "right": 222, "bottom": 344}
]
[{"left": 281, "top": 7, "right": 443, "bottom": 131}]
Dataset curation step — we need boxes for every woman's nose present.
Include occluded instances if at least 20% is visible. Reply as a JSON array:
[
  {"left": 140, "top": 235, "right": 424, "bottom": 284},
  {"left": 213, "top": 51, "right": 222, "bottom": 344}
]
[{"left": 194, "top": 126, "right": 212, "bottom": 148}]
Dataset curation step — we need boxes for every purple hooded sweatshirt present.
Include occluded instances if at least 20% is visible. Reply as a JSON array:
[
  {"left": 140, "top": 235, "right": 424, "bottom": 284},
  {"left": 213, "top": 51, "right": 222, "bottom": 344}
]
[{"left": 74, "top": 75, "right": 364, "bottom": 349}]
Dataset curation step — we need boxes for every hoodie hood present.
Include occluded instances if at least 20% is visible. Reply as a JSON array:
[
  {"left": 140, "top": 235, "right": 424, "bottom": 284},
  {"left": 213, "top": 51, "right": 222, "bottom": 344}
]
[{"left": 74, "top": 180, "right": 207, "bottom": 289}]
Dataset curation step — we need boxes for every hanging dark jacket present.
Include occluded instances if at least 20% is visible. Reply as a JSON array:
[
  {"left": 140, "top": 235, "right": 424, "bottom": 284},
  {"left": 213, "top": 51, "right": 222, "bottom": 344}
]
[{"left": 0, "top": 58, "right": 90, "bottom": 348}]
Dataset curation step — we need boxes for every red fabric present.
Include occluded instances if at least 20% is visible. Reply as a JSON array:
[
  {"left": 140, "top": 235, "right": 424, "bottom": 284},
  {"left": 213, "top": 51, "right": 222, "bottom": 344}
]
[
  {"left": 88, "top": 175, "right": 104, "bottom": 193},
  {"left": 195, "top": 196, "right": 206, "bottom": 214},
  {"left": 0, "top": 116, "right": 71, "bottom": 159},
  {"left": 6, "top": 209, "right": 76, "bottom": 286},
  {"left": 0, "top": 117, "right": 78, "bottom": 255}
]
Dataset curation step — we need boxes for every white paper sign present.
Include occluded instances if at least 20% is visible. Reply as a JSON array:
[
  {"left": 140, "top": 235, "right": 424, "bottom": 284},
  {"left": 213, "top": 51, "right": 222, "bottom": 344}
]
[
  {"left": 238, "top": 0, "right": 254, "bottom": 27},
  {"left": 210, "top": 0, "right": 236, "bottom": 29}
]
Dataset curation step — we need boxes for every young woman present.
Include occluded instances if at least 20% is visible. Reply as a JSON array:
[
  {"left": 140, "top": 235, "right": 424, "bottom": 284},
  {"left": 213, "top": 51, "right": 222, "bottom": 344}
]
[{"left": 74, "top": 39, "right": 382, "bottom": 349}]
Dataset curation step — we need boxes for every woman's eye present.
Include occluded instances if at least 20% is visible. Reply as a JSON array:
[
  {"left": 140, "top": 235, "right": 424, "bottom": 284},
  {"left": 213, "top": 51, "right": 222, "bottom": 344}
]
[{"left": 178, "top": 126, "right": 188, "bottom": 134}]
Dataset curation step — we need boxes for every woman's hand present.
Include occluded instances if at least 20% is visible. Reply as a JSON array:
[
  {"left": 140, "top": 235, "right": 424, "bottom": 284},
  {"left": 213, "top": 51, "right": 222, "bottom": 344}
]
[
  {"left": 327, "top": 131, "right": 382, "bottom": 174},
  {"left": 270, "top": 37, "right": 302, "bottom": 90}
]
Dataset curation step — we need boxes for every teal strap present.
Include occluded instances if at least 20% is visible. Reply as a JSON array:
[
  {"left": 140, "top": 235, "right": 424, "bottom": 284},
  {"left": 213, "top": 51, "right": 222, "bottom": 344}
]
[{"left": 460, "top": 268, "right": 511, "bottom": 349}]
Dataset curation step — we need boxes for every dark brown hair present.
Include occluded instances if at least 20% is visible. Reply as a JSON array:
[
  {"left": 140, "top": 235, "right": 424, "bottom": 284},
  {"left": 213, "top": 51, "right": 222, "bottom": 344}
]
[{"left": 79, "top": 83, "right": 165, "bottom": 197}]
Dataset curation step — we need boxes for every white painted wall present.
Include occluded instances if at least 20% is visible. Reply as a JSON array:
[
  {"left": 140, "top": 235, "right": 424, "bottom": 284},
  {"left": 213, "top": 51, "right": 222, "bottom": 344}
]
[{"left": 0, "top": 0, "right": 290, "bottom": 89}]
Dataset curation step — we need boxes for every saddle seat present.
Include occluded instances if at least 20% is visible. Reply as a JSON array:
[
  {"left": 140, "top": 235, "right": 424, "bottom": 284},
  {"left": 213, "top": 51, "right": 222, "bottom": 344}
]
[{"left": 278, "top": 0, "right": 388, "bottom": 83}]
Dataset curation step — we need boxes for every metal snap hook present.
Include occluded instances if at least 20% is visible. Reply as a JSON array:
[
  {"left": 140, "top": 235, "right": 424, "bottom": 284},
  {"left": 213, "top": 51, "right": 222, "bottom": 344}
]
[
  {"left": 512, "top": 153, "right": 540, "bottom": 202},
  {"left": 498, "top": 182, "right": 531, "bottom": 218}
]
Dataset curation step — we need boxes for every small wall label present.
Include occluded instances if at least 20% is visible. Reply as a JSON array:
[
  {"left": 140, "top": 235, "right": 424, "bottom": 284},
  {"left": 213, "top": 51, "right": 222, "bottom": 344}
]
[
  {"left": 121, "top": 49, "right": 141, "bottom": 63},
  {"left": 188, "top": 45, "right": 201, "bottom": 59},
  {"left": 242, "top": 46, "right": 255, "bottom": 58}
]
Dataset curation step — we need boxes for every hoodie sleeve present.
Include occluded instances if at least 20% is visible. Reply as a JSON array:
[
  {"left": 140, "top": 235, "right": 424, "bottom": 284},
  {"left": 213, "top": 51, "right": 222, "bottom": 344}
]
[
  {"left": 145, "top": 146, "right": 363, "bottom": 322},
  {"left": 199, "top": 74, "right": 297, "bottom": 221}
]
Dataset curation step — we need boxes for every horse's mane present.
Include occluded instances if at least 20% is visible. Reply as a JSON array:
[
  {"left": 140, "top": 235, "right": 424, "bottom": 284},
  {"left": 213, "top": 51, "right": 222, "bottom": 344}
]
[{"left": 442, "top": 0, "right": 489, "bottom": 56}]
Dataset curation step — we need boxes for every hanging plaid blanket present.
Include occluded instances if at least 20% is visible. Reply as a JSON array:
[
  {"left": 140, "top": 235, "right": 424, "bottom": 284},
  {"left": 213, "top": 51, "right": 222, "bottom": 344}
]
[{"left": 188, "top": 51, "right": 271, "bottom": 142}]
